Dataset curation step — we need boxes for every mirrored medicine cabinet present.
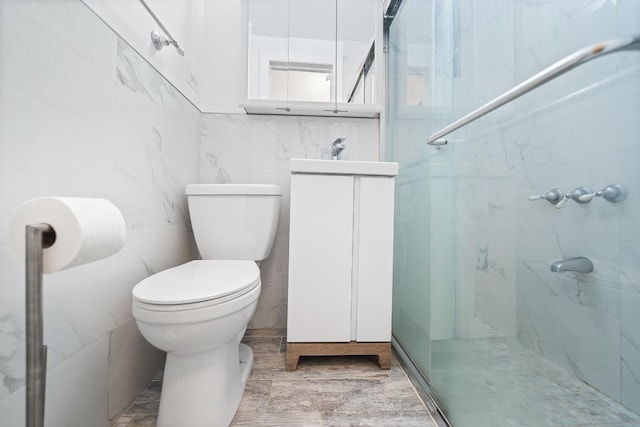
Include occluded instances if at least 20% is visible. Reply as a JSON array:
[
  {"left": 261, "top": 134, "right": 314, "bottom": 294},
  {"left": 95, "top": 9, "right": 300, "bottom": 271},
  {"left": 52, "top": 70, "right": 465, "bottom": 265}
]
[{"left": 242, "top": 0, "right": 383, "bottom": 118}]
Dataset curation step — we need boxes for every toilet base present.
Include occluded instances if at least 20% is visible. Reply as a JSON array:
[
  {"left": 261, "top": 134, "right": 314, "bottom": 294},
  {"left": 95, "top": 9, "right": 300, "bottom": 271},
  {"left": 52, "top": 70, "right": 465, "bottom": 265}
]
[
  {"left": 239, "top": 342, "right": 254, "bottom": 385},
  {"left": 157, "top": 340, "right": 254, "bottom": 427}
]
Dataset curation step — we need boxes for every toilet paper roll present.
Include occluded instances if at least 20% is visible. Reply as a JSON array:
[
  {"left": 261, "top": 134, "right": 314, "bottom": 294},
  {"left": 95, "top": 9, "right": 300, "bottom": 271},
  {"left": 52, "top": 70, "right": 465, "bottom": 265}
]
[{"left": 10, "top": 197, "right": 127, "bottom": 274}]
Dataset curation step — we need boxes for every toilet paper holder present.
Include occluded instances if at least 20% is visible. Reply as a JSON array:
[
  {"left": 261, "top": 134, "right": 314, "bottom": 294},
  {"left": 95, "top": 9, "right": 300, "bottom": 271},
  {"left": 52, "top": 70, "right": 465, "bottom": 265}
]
[
  {"left": 25, "top": 223, "right": 56, "bottom": 427},
  {"left": 12, "top": 196, "right": 127, "bottom": 427}
]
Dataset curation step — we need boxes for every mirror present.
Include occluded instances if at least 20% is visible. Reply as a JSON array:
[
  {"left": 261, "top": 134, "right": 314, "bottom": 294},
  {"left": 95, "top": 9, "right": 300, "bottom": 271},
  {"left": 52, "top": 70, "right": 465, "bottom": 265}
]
[
  {"left": 336, "top": 0, "right": 376, "bottom": 104},
  {"left": 247, "top": 0, "right": 377, "bottom": 106}
]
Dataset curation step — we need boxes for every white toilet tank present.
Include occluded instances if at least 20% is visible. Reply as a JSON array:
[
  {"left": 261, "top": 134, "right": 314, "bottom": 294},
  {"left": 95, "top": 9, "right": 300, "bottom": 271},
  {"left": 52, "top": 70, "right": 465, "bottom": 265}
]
[{"left": 185, "top": 184, "right": 281, "bottom": 261}]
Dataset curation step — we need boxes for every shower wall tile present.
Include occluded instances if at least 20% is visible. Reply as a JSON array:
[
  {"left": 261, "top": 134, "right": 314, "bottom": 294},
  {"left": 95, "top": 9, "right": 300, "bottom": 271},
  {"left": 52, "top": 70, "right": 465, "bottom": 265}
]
[
  {"left": 474, "top": 272, "right": 516, "bottom": 337},
  {"left": 200, "top": 113, "right": 380, "bottom": 329},
  {"left": 497, "top": 0, "right": 637, "bottom": 409},
  {"left": 508, "top": 94, "right": 628, "bottom": 405},
  {"left": 516, "top": 266, "right": 621, "bottom": 401},
  {"left": 429, "top": 170, "right": 457, "bottom": 341},
  {"left": 390, "top": 0, "right": 640, "bottom": 417},
  {"left": 0, "top": 1, "right": 200, "bottom": 425},
  {"left": 620, "top": 234, "right": 640, "bottom": 298},
  {"left": 616, "top": 69, "right": 640, "bottom": 236},
  {"left": 393, "top": 167, "right": 434, "bottom": 357},
  {"left": 455, "top": 1, "right": 516, "bottom": 110},
  {"left": 515, "top": 0, "right": 618, "bottom": 110},
  {"left": 453, "top": 178, "right": 483, "bottom": 339},
  {"left": 621, "top": 311, "right": 640, "bottom": 414},
  {"left": 620, "top": 233, "right": 640, "bottom": 413}
]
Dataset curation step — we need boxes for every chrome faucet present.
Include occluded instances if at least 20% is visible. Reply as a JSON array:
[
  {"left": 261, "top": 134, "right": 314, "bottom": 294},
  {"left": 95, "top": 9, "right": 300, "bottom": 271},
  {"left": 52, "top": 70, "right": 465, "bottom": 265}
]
[
  {"left": 550, "top": 256, "right": 593, "bottom": 273},
  {"left": 331, "top": 138, "right": 346, "bottom": 160}
]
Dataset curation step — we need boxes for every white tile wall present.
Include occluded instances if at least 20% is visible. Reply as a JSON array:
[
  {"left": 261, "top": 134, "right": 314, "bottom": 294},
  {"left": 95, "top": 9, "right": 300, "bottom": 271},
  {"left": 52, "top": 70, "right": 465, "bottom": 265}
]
[
  {"left": 200, "top": 113, "right": 380, "bottom": 329},
  {"left": 0, "top": 1, "right": 200, "bottom": 425},
  {"left": 0, "top": 2, "right": 382, "bottom": 425}
]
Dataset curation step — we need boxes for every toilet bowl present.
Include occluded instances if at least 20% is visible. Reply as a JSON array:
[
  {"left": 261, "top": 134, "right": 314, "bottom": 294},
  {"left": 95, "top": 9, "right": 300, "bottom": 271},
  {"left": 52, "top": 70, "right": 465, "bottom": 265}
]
[{"left": 131, "top": 184, "right": 281, "bottom": 427}]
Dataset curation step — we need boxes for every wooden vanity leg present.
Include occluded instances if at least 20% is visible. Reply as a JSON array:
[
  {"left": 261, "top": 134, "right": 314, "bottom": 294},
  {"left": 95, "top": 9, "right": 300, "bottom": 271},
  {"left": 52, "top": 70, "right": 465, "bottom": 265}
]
[
  {"left": 286, "top": 342, "right": 391, "bottom": 371},
  {"left": 286, "top": 347, "right": 300, "bottom": 371},
  {"left": 376, "top": 344, "right": 391, "bottom": 369}
]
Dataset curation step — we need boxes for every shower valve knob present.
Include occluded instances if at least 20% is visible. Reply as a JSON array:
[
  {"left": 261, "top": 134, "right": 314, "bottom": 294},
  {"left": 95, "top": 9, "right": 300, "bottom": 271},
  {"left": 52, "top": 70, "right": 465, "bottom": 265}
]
[
  {"left": 528, "top": 188, "right": 564, "bottom": 205},
  {"left": 578, "top": 183, "right": 628, "bottom": 203},
  {"left": 578, "top": 192, "right": 597, "bottom": 202},
  {"left": 555, "top": 195, "right": 569, "bottom": 209},
  {"left": 555, "top": 186, "right": 594, "bottom": 209}
]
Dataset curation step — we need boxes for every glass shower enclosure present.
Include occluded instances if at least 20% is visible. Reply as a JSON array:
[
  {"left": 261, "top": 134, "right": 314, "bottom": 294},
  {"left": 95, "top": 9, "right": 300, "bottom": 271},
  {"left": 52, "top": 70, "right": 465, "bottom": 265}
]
[{"left": 387, "top": 1, "right": 640, "bottom": 426}]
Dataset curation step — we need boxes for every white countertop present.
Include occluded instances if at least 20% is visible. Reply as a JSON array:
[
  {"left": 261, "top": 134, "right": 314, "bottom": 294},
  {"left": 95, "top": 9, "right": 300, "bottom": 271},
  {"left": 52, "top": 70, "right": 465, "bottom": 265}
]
[{"left": 290, "top": 159, "right": 399, "bottom": 176}]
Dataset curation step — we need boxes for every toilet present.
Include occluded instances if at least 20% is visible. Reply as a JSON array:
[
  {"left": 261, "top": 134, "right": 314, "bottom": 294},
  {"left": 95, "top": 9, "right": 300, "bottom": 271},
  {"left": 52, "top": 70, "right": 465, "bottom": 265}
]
[{"left": 131, "top": 184, "right": 281, "bottom": 427}]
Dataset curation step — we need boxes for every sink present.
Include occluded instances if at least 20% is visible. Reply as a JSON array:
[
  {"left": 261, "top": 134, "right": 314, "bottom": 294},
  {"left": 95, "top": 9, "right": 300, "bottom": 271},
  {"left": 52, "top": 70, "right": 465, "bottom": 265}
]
[{"left": 290, "top": 159, "right": 399, "bottom": 176}]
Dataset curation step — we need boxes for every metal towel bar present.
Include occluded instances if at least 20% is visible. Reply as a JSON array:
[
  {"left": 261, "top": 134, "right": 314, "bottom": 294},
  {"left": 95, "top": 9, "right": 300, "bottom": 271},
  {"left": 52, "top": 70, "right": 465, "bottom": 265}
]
[
  {"left": 25, "top": 224, "right": 55, "bottom": 427},
  {"left": 427, "top": 35, "right": 640, "bottom": 145},
  {"left": 138, "top": 0, "right": 185, "bottom": 56}
]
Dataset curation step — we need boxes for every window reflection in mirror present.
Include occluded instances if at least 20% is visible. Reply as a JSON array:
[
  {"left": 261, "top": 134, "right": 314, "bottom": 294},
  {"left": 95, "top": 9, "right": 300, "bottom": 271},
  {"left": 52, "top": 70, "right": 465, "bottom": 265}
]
[
  {"left": 270, "top": 62, "right": 333, "bottom": 102},
  {"left": 247, "top": 0, "right": 376, "bottom": 105}
]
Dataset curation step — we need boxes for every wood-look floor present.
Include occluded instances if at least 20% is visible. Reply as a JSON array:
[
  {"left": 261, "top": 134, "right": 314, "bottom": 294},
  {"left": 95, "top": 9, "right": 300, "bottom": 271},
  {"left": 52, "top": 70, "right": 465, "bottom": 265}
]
[{"left": 114, "top": 329, "right": 437, "bottom": 427}]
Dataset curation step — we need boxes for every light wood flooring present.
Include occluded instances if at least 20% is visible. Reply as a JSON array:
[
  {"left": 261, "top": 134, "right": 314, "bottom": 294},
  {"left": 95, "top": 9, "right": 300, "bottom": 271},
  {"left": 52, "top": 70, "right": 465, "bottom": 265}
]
[{"left": 114, "top": 329, "right": 438, "bottom": 427}]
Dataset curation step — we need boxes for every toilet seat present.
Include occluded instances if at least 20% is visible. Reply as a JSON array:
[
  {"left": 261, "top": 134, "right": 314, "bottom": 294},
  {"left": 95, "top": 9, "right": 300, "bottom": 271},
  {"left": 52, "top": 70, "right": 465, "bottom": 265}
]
[{"left": 132, "top": 260, "right": 260, "bottom": 312}]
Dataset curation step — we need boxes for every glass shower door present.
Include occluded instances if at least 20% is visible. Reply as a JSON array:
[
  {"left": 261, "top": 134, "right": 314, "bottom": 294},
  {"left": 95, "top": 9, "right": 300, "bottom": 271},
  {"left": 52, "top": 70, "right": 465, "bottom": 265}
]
[
  {"left": 388, "top": 0, "right": 640, "bottom": 426},
  {"left": 388, "top": 0, "right": 458, "bottom": 391}
]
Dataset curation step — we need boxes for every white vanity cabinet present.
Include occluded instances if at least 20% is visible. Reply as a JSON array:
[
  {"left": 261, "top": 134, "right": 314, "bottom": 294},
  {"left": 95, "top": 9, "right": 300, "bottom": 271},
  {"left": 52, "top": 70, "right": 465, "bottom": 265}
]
[{"left": 286, "top": 159, "right": 398, "bottom": 370}]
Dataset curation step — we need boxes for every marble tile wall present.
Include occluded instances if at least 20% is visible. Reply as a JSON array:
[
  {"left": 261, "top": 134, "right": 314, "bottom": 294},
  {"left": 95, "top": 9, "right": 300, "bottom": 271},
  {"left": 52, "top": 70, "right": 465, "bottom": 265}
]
[
  {"left": 200, "top": 113, "right": 380, "bottom": 329},
  {"left": 510, "top": 0, "right": 639, "bottom": 411},
  {"left": 388, "top": 0, "right": 640, "bottom": 419},
  {"left": 0, "top": 1, "right": 381, "bottom": 426},
  {"left": 0, "top": 1, "right": 200, "bottom": 426}
]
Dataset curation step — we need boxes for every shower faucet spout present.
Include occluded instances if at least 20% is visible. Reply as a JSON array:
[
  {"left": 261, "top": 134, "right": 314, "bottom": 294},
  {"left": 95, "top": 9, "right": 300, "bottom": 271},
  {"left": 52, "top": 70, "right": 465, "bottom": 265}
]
[
  {"left": 331, "top": 138, "right": 346, "bottom": 160},
  {"left": 550, "top": 256, "right": 593, "bottom": 273}
]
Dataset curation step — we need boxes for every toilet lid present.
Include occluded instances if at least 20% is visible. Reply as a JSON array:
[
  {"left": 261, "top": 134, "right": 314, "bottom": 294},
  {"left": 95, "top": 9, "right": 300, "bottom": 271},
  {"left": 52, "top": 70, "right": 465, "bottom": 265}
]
[{"left": 132, "top": 260, "right": 260, "bottom": 305}]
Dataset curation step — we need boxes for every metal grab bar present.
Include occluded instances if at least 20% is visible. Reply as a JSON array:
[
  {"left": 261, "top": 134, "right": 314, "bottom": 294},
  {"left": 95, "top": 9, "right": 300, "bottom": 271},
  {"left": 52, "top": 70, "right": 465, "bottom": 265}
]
[
  {"left": 138, "top": 0, "right": 185, "bottom": 56},
  {"left": 427, "top": 35, "right": 640, "bottom": 145}
]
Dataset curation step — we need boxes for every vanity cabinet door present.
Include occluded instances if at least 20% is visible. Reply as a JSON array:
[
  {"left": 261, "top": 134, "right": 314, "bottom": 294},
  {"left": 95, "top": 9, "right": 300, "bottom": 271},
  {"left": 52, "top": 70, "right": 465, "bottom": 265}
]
[
  {"left": 287, "top": 174, "right": 354, "bottom": 342},
  {"left": 355, "top": 177, "right": 395, "bottom": 342}
]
